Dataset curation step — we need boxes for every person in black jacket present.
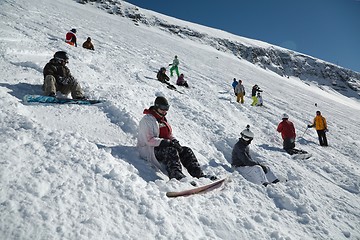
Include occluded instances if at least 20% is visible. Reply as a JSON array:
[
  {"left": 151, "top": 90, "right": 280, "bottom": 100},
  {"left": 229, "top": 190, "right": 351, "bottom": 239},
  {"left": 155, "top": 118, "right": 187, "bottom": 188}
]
[
  {"left": 251, "top": 84, "right": 262, "bottom": 106},
  {"left": 43, "top": 51, "right": 85, "bottom": 99},
  {"left": 232, "top": 125, "right": 279, "bottom": 186}
]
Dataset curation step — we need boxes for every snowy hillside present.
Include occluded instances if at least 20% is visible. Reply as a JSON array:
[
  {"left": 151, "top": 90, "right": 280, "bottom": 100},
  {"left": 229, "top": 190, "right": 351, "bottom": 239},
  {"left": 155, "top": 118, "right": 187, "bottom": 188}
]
[
  {"left": 0, "top": 0, "right": 360, "bottom": 240},
  {"left": 80, "top": 0, "right": 360, "bottom": 96}
]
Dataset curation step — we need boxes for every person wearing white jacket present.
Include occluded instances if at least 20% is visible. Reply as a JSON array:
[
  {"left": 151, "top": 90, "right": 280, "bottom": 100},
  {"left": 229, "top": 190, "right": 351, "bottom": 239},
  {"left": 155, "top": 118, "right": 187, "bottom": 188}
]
[
  {"left": 137, "top": 96, "right": 205, "bottom": 180},
  {"left": 231, "top": 125, "right": 279, "bottom": 186}
]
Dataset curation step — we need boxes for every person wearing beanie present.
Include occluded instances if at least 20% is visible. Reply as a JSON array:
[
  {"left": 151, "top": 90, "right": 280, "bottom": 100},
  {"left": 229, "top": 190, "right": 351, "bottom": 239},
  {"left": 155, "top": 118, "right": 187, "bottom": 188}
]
[
  {"left": 307, "top": 111, "right": 328, "bottom": 146},
  {"left": 43, "top": 51, "right": 85, "bottom": 99},
  {"left": 82, "top": 37, "right": 94, "bottom": 50},
  {"left": 137, "top": 96, "right": 212, "bottom": 180},
  {"left": 231, "top": 125, "right": 279, "bottom": 186},
  {"left": 65, "top": 28, "right": 77, "bottom": 47}
]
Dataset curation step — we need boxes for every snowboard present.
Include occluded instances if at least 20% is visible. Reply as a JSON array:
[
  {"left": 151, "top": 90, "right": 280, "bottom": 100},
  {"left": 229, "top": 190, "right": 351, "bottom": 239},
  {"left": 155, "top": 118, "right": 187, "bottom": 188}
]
[
  {"left": 166, "top": 178, "right": 226, "bottom": 198},
  {"left": 23, "top": 94, "right": 104, "bottom": 105}
]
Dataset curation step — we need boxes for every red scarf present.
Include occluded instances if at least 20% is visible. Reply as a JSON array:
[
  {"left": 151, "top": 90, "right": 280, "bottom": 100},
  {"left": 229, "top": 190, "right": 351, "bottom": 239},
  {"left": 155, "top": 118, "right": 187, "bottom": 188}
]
[{"left": 143, "top": 108, "right": 172, "bottom": 139}]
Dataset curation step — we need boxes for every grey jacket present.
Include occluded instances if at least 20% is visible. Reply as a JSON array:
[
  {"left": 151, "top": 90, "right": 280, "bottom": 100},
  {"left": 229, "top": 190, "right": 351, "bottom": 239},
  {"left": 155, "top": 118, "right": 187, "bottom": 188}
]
[{"left": 231, "top": 139, "right": 258, "bottom": 167}]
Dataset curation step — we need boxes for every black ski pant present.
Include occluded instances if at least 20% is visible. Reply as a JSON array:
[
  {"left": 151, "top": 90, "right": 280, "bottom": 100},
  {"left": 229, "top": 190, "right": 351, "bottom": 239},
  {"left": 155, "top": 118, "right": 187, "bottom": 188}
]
[
  {"left": 154, "top": 146, "right": 203, "bottom": 179},
  {"left": 316, "top": 130, "right": 328, "bottom": 146}
]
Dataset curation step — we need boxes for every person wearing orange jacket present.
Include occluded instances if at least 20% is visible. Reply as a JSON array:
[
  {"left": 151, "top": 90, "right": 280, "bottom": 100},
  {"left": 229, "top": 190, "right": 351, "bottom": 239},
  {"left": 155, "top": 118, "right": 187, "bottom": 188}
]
[{"left": 308, "top": 111, "right": 328, "bottom": 146}]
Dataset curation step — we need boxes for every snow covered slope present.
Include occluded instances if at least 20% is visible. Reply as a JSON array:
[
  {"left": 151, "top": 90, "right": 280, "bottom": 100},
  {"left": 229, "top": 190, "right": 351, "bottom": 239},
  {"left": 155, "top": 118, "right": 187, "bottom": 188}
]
[{"left": 0, "top": 0, "right": 359, "bottom": 239}]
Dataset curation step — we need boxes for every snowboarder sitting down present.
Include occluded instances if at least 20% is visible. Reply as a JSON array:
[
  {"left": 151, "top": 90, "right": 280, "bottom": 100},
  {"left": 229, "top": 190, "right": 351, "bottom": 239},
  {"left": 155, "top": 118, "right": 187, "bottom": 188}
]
[
  {"left": 43, "top": 51, "right": 85, "bottom": 99},
  {"left": 65, "top": 28, "right": 77, "bottom": 47},
  {"left": 137, "top": 96, "right": 212, "bottom": 180},
  {"left": 176, "top": 73, "right": 189, "bottom": 88},
  {"left": 82, "top": 37, "right": 94, "bottom": 50},
  {"left": 156, "top": 67, "right": 170, "bottom": 83},
  {"left": 231, "top": 125, "right": 279, "bottom": 186}
]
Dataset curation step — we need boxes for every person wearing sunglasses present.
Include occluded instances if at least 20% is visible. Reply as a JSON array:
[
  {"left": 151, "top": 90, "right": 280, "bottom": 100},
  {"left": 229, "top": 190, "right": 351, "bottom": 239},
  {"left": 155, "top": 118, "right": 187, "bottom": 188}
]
[
  {"left": 43, "top": 51, "right": 85, "bottom": 99},
  {"left": 137, "top": 96, "right": 213, "bottom": 181},
  {"left": 232, "top": 125, "right": 279, "bottom": 186}
]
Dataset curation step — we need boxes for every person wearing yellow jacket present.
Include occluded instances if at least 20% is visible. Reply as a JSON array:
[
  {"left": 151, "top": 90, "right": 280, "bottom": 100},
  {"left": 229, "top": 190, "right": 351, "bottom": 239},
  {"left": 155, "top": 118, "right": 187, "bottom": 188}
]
[{"left": 308, "top": 111, "right": 328, "bottom": 146}]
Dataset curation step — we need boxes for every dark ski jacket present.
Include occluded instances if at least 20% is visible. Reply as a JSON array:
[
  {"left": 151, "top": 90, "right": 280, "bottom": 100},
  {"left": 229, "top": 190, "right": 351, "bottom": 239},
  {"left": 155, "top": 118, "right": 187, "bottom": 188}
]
[
  {"left": 43, "top": 59, "right": 75, "bottom": 85},
  {"left": 231, "top": 139, "right": 258, "bottom": 167},
  {"left": 157, "top": 70, "right": 170, "bottom": 83},
  {"left": 251, "top": 85, "right": 262, "bottom": 96}
]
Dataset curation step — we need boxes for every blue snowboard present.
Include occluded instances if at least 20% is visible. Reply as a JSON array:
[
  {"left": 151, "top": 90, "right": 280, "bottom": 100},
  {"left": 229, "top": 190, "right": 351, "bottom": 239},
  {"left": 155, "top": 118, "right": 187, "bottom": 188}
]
[{"left": 23, "top": 95, "right": 104, "bottom": 105}]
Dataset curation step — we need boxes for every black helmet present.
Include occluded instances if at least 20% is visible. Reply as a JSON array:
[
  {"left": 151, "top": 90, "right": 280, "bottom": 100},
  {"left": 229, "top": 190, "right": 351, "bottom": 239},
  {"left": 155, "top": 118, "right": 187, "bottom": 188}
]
[
  {"left": 70, "top": 28, "right": 77, "bottom": 33},
  {"left": 154, "top": 96, "right": 170, "bottom": 111},
  {"left": 54, "top": 51, "right": 69, "bottom": 61}
]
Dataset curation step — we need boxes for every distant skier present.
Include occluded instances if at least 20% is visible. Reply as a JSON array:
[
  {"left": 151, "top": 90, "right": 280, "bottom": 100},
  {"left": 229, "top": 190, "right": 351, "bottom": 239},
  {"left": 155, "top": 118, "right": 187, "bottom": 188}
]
[
  {"left": 232, "top": 125, "right": 279, "bottom": 186},
  {"left": 169, "top": 55, "right": 179, "bottom": 77},
  {"left": 232, "top": 78, "right": 238, "bottom": 96},
  {"left": 137, "top": 96, "right": 214, "bottom": 180},
  {"left": 156, "top": 67, "right": 170, "bottom": 83},
  {"left": 176, "top": 73, "right": 189, "bottom": 88},
  {"left": 277, "top": 113, "right": 305, "bottom": 155},
  {"left": 256, "top": 92, "right": 263, "bottom": 106},
  {"left": 82, "top": 37, "right": 94, "bottom": 50},
  {"left": 308, "top": 111, "right": 328, "bottom": 146},
  {"left": 251, "top": 84, "right": 262, "bottom": 106},
  {"left": 234, "top": 80, "right": 245, "bottom": 104},
  {"left": 43, "top": 51, "right": 85, "bottom": 99},
  {"left": 65, "top": 28, "right": 77, "bottom": 47}
]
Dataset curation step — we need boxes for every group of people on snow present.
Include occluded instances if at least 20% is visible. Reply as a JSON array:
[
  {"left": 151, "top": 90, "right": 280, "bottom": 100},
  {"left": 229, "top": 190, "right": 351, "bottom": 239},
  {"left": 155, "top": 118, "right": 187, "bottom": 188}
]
[
  {"left": 136, "top": 92, "right": 328, "bottom": 187},
  {"left": 45, "top": 29, "right": 329, "bottom": 186},
  {"left": 232, "top": 78, "right": 263, "bottom": 106},
  {"left": 65, "top": 28, "right": 95, "bottom": 50},
  {"left": 157, "top": 56, "right": 189, "bottom": 88}
]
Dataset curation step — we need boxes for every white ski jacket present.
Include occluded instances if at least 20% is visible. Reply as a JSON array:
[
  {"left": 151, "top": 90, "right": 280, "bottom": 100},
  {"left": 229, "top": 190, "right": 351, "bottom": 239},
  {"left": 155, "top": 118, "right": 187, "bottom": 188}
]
[{"left": 137, "top": 113, "right": 174, "bottom": 169}]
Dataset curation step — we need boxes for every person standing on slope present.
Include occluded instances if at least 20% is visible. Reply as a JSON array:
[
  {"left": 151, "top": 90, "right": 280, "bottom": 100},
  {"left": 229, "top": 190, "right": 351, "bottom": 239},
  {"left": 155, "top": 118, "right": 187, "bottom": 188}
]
[
  {"left": 65, "top": 28, "right": 77, "bottom": 47},
  {"left": 308, "top": 111, "right": 328, "bottom": 146},
  {"left": 232, "top": 78, "right": 238, "bottom": 96},
  {"left": 43, "top": 51, "right": 85, "bottom": 99},
  {"left": 251, "top": 84, "right": 262, "bottom": 106},
  {"left": 169, "top": 55, "right": 180, "bottom": 77},
  {"left": 232, "top": 125, "right": 279, "bottom": 186},
  {"left": 234, "top": 80, "right": 246, "bottom": 104},
  {"left": 137, "top": 96, "right": 212, "bottom": 180}
]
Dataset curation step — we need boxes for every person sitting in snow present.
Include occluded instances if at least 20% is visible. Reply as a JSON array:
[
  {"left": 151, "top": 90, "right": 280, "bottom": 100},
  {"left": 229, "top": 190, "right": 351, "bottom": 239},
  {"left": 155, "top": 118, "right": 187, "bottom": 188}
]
[
  {"left": 43, "top": 51, "right": 85, "bottom": 99},
  {"left": 176, "top": 73, "right": 189, "bottom": 88},
  {"left": 137, "top": 96, "right": 214, "bottom": 180},
  {"left": 169, "top": 55, "right": 180, "bottom": 77},
  {"left": 156, "top": 67, "right": 170, "bottom": 83},
  {"left": 234, "top": 80, "right": 245, "bottom": 104},
  {"left": 65, "top": 28, "right": 77, "bottom": 47},
  {"left": 251, "top": 84, "right": 262, "bottom": 106},
  {"left": 277, "top": 113, "right": 305, "bottom": 155},
  {"left": 82, "top": 37, "right": 94, "bottom": 50},
  {"left": 231, "top": 125, "right": 279, "bottom": 186}
]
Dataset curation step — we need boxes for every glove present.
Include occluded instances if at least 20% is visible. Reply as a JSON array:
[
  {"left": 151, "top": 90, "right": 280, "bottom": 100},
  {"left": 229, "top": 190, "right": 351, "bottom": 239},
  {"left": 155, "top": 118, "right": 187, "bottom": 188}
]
[
  {"left": 159, "top": 139, "right": 172, "bottom": 148},
  {"left": 325, "top": 129, "right": 328, "bottom": 132},
  {"left": 259, "top": 164, "right": 268, "bottom": 174},
  {"left": 307, "top": 125, "right": 312, "bottom": 128},
  {"left": 171, "top": 139, "right": 183, "bottom": 153}
]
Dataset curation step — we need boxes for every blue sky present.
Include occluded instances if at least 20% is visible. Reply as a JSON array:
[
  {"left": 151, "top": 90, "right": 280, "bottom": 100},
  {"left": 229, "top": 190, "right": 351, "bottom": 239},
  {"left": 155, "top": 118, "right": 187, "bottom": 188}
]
[{"left": 125, "top": 0, "right": 360, "bottom": 73}]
